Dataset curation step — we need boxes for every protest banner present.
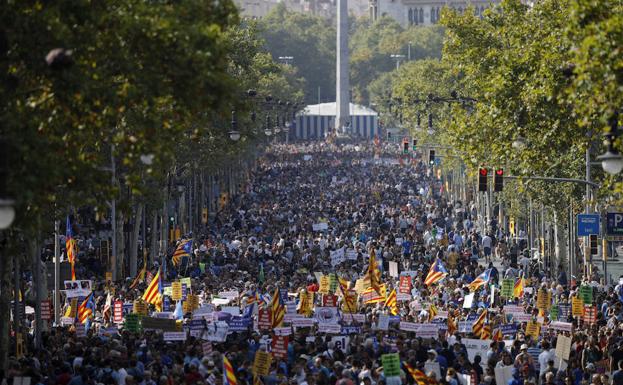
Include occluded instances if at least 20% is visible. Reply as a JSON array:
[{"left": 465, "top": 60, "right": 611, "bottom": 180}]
[
  {"left": 555, "top": 335, "right": 571, "bottom": 360},
  {"left": 381, "top": 353, "right": 401, "bottom": 377},
  {"left": 501, "top": 279, "right": 514, "bottom": 298},
  {"left": 171, "top": 282, "right": 182, "bottom": 301},
  {"left": 399, "top": 276, "right": 412, "bottom": 294},
  {"left": 526, "top": 321, "right": 540, "bottom": 339},
  {"left": 580, "top": 286, "right": 593, "bottom": 304},
  {"left": 271, "top": 335, "right": 288, "bottom": 359},
  {"left": 572, "top": 297, "right": 584, "bottom": 316},
  {"left": 253, "top": 350, "right": 272, "bottom": 376}
]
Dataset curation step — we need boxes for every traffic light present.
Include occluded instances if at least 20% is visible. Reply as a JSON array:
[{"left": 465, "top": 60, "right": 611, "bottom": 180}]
[
  {"left": 429, "top": 150, "right": 435, "bottom": 164},
  {"left": 494, "top": 168, "right": 504, "bottom": 192},
  {"left": 412, "top": 138, "right": 417, "bottom": 151},
  {"left": 478, "top": 168, "right": 488, "bottom": 192},
  {"left": 402, "top": 140, "right": 409, "bottom": 154},
  {"left": 590, "top": 234, "right": 598, "bottom": 255}
]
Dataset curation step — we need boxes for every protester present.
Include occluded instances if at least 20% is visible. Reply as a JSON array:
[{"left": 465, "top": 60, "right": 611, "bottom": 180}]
[{"left": 3, "top": 140, "right": 620, "bottom": 385}]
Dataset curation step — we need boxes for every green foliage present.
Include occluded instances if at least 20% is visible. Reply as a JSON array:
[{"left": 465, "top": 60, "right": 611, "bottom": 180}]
[
  {"left": 439, "top": 0, "right": 588, "bottom": 211},
  {"left": 258, "top": 4, "right": 336, "bottom": 104},
  {"left": 0, "top": 0, "right": 301, "bottom": 238}
]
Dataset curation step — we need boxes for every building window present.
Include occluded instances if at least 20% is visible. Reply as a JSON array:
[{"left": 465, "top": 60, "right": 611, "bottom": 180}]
[
  {"left": 436, "top": 7, "right": 440, "bottom": 21},
  {"left": 431, "top": 7, "right": 435, "bottom": 23},
  {"left": 419, "top": 8, "right": 424, "bottom": 23},
  {"left": 408, "top": 8, "right": 413, "bottom": 24}
]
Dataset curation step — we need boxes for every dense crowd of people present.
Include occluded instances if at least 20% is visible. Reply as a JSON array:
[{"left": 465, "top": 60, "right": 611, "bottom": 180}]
[{"left": 5, "top": 140, "right": 623, "bottom": 385}]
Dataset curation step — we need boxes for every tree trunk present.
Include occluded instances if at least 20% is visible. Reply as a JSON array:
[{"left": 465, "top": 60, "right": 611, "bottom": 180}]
[
  {"left": 150, "top": 207, "right": 158, "bottom": 267},
  {"left": 129, "top": 203, "right": 144, "bottom": 277},
  {"left": 117, "top": 210, "right": 125, "bottom": 279},
  {"left": 0, "top": 236, "right": 13, "bottom": 371},
  {"left": 30, "top": 235, "right": 42, "bottom": 350}
]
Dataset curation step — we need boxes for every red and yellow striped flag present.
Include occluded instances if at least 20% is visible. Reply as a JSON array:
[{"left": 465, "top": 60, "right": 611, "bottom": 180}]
[
  {"left": 447, "top": 312, "right": 457, "bottom": 336},
  {"left": 472, "top": 309, "right": 487, "bottom": 338},
  {"left": 385, "top": 289, "right": 398, "bottom": 315},
  {"left": 404, "top": 363, "right": 428, "bottom": 385},
  {"left": 142, "top": 268, "right": 162, "bottom": 311},
  {"left": 428, "top": 304, "right": 438, "bottom": 322},
  {"left": 223, "top": 356, "right": 237, "bottom": 385}
]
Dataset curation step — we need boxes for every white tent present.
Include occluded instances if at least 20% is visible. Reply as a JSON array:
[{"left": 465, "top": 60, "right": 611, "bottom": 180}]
[{"left": 294, "top": 102, "right": 379, "bottom": 140}]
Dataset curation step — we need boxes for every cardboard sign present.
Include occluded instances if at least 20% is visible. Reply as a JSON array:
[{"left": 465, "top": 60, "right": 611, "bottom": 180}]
[
  {"left": 416, "top": 324, "right": 440, "bottom": 339},
  {"left": 171, "top": 282, "right": 182, "bottom": 301},
  {"left": 322, "top": 294, "right": 338, "bottom": 307},
  {"left": 258, "top": 309, "right": 272, "bottom": 330},
  {"left": 526, "top": 321, "right": 540, "bottom": 339},
  {"left": 381, "top": 353, "right": 401, "bottom": 377},
  {"left": 124, "top": 313, "right": 141, "bottom": 333},
  {"left": 163, "top": 331, "right": 187, "bottom": 341},
  {"left": 40, "top": 300, "right": 52, "bottom": 321},
  {"left": 133, "top": 300, "right": 148, "bottom": 315},
  {"left": 113, "top": 300, "right": 123, "bottom": 323},
  {"left": 399, "top": 321, "right": 419, "bottom": 332},
  {"left": 580, "top": 286, "right": 593, "bottom": 304},
  {"left": 399, "top": 276, "right": 412, "bottom": 294},
  {"left": 501, "top": 279, "right": 514, "bottom": 298},
  {"left": 378, "top": 314, "right": 390, "bottom": 331},
  {"left": 583, "top": 305, "right": 597, "bottom": 324},
  {"left": 549, "top": 321, "right": 573, "bottom": 332},
  {"left": 63, "top": 280, "right": 93, "bottom": 298},
  {"left": 271, "top": 335, "right": 288, "bottom": 358},
  {"left": 463, "top": 293, "right": 475, "bottom": 308},
  {"left": 389, "top": 261, "right": 399, "bottom": 278},
  {"left": 253, "top": 350, "right": 272, "bottom": 376},
  {"left": 462, "top": 338, "right": 492, "bottom": 364},
  {"left": 555, "top": 334, "right": 571, "bottom": 360},
  {"left": 537, "top": 289, "right": 550, "bottom": 310},
  {"left": 572, "top": 297, "right": 584, "bottom": 316},
  {"left": 68, "top": 298, "right": 78, "bottom": 318},
  {"left": 206, "top": 321, "right": 229, "bottom": 342}
]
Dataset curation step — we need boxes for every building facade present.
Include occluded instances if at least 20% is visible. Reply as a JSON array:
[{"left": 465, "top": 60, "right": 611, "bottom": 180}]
[{"left": 369, "top": 0, "right": 499, "bottom": 27}]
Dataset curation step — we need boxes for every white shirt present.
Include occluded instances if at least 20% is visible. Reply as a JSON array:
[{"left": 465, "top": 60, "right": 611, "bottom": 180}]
[
  {"left": 538, "top": 349, "right": 555, "bottom": 374},
  {"left": 482, "top": 235, "right": 492, "bottom": 248}
]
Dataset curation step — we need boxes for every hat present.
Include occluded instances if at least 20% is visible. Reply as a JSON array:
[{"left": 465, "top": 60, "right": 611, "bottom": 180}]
[
  {"left": 586, "top": 363, "right": 595, "bottom": 371},
  {"left": 427, "top": 349, "right": 437, "bottom": 357},
  {"left": 520, "top": 344, "right": 528, "bottom": 350}
]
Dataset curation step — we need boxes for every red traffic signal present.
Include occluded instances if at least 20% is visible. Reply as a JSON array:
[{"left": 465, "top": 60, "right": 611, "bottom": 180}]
[
  {"left": 494, "top": 168, "right": 504, "bottom": 192},
  {"left": 478, "top": 167, "right": 488, "bottom": 192}
]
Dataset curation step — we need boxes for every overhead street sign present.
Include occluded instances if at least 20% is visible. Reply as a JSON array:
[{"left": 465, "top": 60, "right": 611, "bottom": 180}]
[
  {"left": 577, "top": 214, "right": 600, "bottom": 236},
  {"left": 606, "top": 213, "right": 623, "bottom": 236}
]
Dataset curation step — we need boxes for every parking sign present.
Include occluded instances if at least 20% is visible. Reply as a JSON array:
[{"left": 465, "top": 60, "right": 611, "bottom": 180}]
[{"left": 606, "top": 213, "right": 623, "bottom": 235}]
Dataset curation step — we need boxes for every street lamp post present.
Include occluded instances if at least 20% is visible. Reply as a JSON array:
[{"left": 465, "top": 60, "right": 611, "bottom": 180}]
[{"left": 390, "top": 54, "right": 406, "bottom": 70}]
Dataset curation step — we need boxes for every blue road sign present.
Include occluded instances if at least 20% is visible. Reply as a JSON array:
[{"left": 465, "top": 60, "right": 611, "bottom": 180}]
[
  {"left": 606, "top": 213, "right": 623, "bottom": 235},
  {"left": 577, "top": 214, "right": 600, "bottom": 236}
]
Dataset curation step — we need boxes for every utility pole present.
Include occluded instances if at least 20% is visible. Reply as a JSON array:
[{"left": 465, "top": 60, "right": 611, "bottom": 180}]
[
  {"left": 54, "top": 219, "right": 60, "bottom": 325},
  {"left": 111, "top": 144, "right": 117, "bottom": 281},
  {"left": 585, "top": 146, "right": 591, "bottom": 279}
]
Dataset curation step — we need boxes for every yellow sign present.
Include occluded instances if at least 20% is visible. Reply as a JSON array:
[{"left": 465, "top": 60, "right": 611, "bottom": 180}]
[
  {"left": 537, "top": 289, "right": 549, "bottom": 310},
  {"left": 105, "top": 272, "right": 112, "bottom": 282},
  {"left": 171, "top": 282, "right": 183, "bottom": 301},
  {"left": 253, "top": 350, "right": 272, "bottom": 376},
  {"left": 526, "top": 321, "right": 540, "bottom": 339},
  {"left": 187, "top": 294, "right": 199, "bottom": 311},
  {"left": 69, "top": 298, "right": 78, "bottom": 318},
  {"left": 318, "top": 276, "right": 330, "bottom": 294},
  {"left": 133, "top": 300, "right": 148, "bottom": 315},
  {"left": 572, "top": 297, "right": 584, "bottom": 317},
  {"left": 509, "top": 218, "right": 515, "bottom": 236}
]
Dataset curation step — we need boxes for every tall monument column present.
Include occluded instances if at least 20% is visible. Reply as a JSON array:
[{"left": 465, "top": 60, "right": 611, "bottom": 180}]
[{"left": 335, "top": 0, "right": 350, "bottom": 134}]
